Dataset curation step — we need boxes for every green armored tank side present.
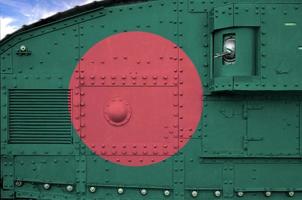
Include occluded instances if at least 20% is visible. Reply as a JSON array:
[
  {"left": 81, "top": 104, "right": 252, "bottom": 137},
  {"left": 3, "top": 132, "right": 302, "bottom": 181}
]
[{"left": 1, "top": 0, "right": 302, "bottom": 199}]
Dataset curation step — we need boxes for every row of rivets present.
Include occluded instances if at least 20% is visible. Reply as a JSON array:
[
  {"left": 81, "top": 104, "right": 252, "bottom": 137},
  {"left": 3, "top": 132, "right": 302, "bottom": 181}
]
[
  {"left": 15, "top": 181, "right": 73, "bottom": 192},
  {"left": 114, "top": 188, "right": 170, "bottom": 196},
  {"left": 190, "top": 190, "right": 296, "bottom": 198},
  {"left": 12, "top": 181, "right": 297, "bottom": 197},
  {"left": 192, "top": 190, "right": 221, "bottom": 197}
]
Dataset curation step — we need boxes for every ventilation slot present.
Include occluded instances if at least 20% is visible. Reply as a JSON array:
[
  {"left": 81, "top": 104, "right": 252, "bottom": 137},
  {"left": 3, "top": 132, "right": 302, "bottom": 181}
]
[{"left": 8, "top": 89, "right": 72, "bottom": 144}]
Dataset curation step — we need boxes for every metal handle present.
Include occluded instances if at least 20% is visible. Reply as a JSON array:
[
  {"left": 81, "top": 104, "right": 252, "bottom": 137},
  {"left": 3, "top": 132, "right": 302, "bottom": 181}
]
[
  {"left": 214, "top": 36, "right": 236, "bottom": 63},
  {"left": 214, "top": 49, "right": 233, "bottom": 58}
]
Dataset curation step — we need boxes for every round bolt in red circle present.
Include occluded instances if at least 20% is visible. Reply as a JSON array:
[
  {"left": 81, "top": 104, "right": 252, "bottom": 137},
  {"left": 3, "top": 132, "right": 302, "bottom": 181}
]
[
  {"left": 69, "top": 31, "right": 203, "bottom": 166},
  {"left": 104, "top": 97, "right": 132, "bottom": 126}
]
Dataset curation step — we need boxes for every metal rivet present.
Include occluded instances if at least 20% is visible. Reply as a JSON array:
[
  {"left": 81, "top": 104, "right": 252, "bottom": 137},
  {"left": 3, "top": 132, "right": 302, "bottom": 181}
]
[
  {"left": 164, "top": 190, "right": 170, "bottom": 196},
  {"left": 15, "top": 180, "right": 23, "bottom": 187},
  {"left": 20, "top": 45, "right": 26, "bottom": 51},
  {"left": 237, "top": 191, "right": 244, "bottom": 197},
  {"left": 140, "top": 189, "right": 147, "bottom": 195},
  {"left": 43, "top": 183, "right": 50, "bottom": 190},
  {"left": 117, "top": 188, "right": 124, "bottom": 194},
  {"left": 66, "top": 185, "right": 73, "bottom": 192},
  {"left": 191, "top": 190, "right": 198, "bottom": 197},
  {"left": 89, "top": 186, "right": 96, "bottom": 193},
  {"left": 214, "top": 190, "right": 221, "bottom": 197},
  {"left": 265, "top": 191, "right": 271, "bottom": 197},
  {"left": 288, "top": 191, "right": 295, "bottom": 197}
]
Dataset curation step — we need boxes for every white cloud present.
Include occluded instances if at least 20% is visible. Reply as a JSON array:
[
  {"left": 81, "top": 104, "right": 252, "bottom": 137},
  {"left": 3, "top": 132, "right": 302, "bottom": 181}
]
[
  {"left": 21, "top": 5, "right": 58, "bottom": 25},
  {"left": 7, "top": 0, "right": 104, "bottom": 25},
  {"left": 83, "top": 0, "right": 103, "bottom": 4},
  {"left": 0, "top": 0, "right": 28, "bottom": 8},
  {"left": 0, "top": 17, "right": 18, "bottom": 39},
  {"left": 0, "top": 0, "right": 104, "bottom": 39}
]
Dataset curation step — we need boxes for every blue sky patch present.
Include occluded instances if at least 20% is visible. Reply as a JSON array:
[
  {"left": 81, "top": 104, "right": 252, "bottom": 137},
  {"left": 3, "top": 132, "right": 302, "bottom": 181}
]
[{"left": 0, "top": 0, "right": 99, "bottom": 39}]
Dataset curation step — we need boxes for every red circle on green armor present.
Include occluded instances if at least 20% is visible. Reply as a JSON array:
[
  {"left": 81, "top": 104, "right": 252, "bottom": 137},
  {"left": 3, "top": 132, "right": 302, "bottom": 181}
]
[{"left": 69, "top": 32, "right": 203, "bottom": 166}]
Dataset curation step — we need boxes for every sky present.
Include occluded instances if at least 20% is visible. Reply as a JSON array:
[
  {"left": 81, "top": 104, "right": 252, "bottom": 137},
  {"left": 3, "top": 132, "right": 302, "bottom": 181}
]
[{"left": 0, "top": 0, "right": 102, "bottom": 40}]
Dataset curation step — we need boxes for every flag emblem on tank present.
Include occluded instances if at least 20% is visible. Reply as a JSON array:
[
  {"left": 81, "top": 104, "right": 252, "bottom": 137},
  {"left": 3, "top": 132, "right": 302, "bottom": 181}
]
[{"left": 69, "top": 32, "right": 203, "bottom": 166}]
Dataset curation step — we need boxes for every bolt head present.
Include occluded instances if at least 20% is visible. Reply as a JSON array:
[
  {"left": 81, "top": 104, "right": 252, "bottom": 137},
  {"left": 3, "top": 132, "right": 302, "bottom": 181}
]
[
  {"left": 15, "top": 180, "right": 23, "bottom": 187},
  {"left": 288, "top": 191, "right": 295, "bottom": 197},
  {"left": 20, "top": 45, "right": 26, "bottom": 51},
  {"left": 89, "top": 186, "right": 96, "bottom": 193},
  {"left": 66, "top": 185, "right": 73, "bottom": 192},
  {"left": 117, "top": 188, "right": 124, "bottom": 194},
  {"left": 191, "top": 190, "right": 198, "bottom": 197},
  {"left": 164, "top": 190, "right": 170, "bottom": 196},
  {"left": 237, "top": 191, "right": 244, "bottom": 197},
  {"left": 265, "top": 191, "right": 271, "bottom": 197},
  {"left": 214, "top": 190, "right": 221, "bottom": 197},
  {"left": 43, "top": 183, "right": 50, "bottom": 190},
  {"left": 140, "top": 189, "right": 147, "bottom": 195}
]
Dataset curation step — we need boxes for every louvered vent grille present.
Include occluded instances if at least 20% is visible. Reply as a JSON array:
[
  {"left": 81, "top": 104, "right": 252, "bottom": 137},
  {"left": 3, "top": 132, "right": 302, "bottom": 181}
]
[{"left": 8, "top": 89, "right": 72, "bottom": 144}]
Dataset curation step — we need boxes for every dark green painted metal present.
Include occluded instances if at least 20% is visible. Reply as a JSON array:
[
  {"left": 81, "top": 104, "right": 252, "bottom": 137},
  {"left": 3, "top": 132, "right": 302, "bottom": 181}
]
[{"left": 1, "top": 0, "right": 302, "bottom": 199}]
